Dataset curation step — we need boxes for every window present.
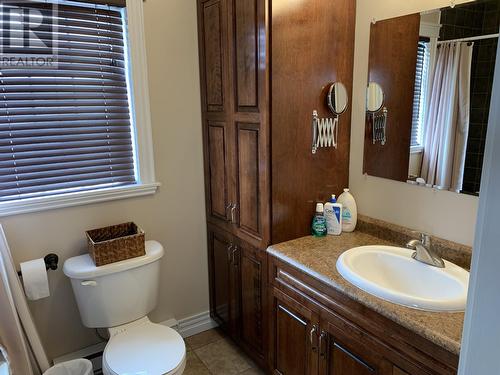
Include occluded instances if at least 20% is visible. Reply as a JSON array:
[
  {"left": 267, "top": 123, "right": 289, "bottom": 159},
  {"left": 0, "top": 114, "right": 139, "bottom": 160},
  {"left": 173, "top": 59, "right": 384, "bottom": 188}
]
[
  {"left": 411, "top": 38, "right": 431, "bottom": 148},
  {"left": 0, "top": 0, "right": 157, "bottom": 216}
]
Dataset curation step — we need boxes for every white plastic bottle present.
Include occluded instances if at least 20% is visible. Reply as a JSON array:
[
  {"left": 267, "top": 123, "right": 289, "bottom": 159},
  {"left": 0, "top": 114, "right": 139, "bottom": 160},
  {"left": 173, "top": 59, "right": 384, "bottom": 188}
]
[
  {"left": 338, "top": 188, "right": 357, "bottom": 232},
  {"left": 324, "top": 195, "right": 342, "bottom": 235}
]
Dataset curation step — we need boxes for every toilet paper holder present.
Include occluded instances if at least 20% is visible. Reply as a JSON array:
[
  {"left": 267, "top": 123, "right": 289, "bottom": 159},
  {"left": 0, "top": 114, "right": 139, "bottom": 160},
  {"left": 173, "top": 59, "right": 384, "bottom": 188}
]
[{"left": 17, "top": 253, "right": 59, "bottom": 277}]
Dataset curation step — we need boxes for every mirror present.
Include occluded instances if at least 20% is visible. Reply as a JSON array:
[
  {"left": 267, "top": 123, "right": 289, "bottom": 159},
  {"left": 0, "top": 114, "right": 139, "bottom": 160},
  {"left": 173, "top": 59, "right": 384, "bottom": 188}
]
[
  {"left": 366, "top": 82, "right": 384, "bottom": 113},
  {"left": 327, "top": 82, "right": 348, "bottom": 115},
  {"left": 363, "top": 0, "right": 499, "bottom": 196}
]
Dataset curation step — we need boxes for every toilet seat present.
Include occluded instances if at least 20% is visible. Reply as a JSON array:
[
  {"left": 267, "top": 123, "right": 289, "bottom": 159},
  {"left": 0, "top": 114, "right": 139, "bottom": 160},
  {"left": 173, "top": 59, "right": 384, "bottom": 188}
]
[{"left": 102, "top": 318, "right": 186, "bottom": 375}]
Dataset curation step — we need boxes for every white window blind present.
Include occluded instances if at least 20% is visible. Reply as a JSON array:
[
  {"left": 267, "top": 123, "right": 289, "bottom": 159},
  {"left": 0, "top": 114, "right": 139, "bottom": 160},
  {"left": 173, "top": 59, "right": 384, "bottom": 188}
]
[
  {"left": 0, "top": 1, "right": 136, "bottom": 203},
  {"left": 411, "top": 39, "right": 431, "bottom": 147}
]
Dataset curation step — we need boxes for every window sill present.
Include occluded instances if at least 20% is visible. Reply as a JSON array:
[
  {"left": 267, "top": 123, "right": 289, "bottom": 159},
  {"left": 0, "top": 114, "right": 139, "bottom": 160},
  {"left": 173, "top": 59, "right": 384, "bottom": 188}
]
[{"left": 0, "top": 183, "right": 160, "bottom": 218}]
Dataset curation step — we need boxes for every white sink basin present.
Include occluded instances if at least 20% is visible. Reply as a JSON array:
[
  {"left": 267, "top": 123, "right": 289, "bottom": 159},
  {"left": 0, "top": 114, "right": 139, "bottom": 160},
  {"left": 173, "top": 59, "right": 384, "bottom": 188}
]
[{"left": 336, "top": 246, "right": 469, "bottom": 312}]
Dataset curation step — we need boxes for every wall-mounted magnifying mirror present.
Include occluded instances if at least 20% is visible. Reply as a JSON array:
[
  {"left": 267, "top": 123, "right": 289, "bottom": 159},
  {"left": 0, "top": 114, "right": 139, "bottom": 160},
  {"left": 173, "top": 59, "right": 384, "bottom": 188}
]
[
  {"left": 327, "top": 82, "right": 348, "bottom": 115},
  {"left": 366, "top": 82, "right": 384, "bottom": 113}
]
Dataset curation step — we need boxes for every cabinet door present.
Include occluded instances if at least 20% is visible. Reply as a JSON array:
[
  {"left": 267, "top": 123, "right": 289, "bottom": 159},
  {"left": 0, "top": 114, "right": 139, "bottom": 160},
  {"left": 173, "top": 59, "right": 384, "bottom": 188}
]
[
  {"left": 319, "top": 317, "right": 392, "bottom": 375},
  {"left": 229, "top": 0, "right": 270, "bottom": 248},
  {"left": 198, "top": 0, "right": 236, "bottom": 231},
  {"left": 237, "top": 241, "right": 267, "bottom": 364},
  {"left": 198, "top": 0, "right": 228, "bottom": 113},
  {"left": 207, "top": 226, "right": 237, "bottom": 332},
  {"left": 270, "top": 288, "right": 319, "bottom": 375},
  {"left": 205, "top": 120, "right": 233, "bottom": 225}
]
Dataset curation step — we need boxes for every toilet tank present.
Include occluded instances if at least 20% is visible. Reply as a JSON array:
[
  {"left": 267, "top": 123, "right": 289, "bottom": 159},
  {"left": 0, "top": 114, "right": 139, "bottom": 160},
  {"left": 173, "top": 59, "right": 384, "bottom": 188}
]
[{"left": 63, "top": 241, "right": 164, "bottom": 328}]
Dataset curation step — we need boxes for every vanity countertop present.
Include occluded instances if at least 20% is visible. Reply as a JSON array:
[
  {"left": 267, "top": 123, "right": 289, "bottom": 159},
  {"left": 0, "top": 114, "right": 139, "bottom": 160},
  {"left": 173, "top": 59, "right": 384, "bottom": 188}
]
[{"left": 267, "top": 231, "right": 465, "bottom": 355}]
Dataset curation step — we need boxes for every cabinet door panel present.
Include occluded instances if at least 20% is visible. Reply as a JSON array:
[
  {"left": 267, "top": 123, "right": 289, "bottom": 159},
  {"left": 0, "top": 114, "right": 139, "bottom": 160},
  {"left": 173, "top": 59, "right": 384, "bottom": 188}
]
[
  {"left": 200, "top": 0, "right": 227, "bottom": 112},
  {"left": 208, "top": 227, "right": 232, "bottom": 330},
  {"left": 207, "top": 121, "right": 230, "bottom": 222},
  {"left": 271, "top": 288, "right": 319, "bottom": 375},
  {"left": 236, "top": 123, "right": 261, "bottom": 238},
  {"left": 234, "top": 0, "right": 259, "bottom": 111},
  {"left": 239, "top": 242, "right": 266, "bottom": 359}
]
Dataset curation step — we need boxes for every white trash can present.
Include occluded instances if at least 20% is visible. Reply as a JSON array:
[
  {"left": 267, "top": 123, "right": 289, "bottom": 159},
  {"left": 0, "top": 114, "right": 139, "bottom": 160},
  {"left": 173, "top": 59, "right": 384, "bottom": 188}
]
[{"left": 43, "top": 359, "right": 93, "bottom": 375}]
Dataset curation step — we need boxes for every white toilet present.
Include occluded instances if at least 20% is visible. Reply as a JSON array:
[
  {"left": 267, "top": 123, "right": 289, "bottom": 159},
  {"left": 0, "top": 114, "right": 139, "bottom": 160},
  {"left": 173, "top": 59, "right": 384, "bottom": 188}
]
[{"left": 63, "top": 241, "right": 186, "bottom": 375}]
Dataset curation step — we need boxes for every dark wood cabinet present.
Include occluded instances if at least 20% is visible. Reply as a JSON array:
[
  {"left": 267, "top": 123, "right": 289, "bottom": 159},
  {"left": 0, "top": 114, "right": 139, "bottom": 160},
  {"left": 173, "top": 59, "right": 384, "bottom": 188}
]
[
  {"left": 270, "top": 288, "right": 319, "bottom": 375},
  {"left": 270, "top": 286, "right": 389, "bottom": 375},
  {"left": 268, "top": 256, "right": 459, "bottom": 375},
  {"left": 198, "top": 0, "right": 356, "bottom": 370},
  {"left": 207, "top": 225, "right": 267, "bottom": 365},
  {"left": 198, "top": 0, "right": 270, "bottom": 249},
  {"left": 199, "top": 0, "right": 270, "bottom": 366}
]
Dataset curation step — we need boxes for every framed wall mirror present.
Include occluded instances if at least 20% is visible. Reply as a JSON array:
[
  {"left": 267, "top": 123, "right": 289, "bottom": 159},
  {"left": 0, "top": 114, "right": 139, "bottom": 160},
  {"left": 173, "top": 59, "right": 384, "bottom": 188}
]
[{"left": 363, "top": 0, "right": 499, "bottom": 196}]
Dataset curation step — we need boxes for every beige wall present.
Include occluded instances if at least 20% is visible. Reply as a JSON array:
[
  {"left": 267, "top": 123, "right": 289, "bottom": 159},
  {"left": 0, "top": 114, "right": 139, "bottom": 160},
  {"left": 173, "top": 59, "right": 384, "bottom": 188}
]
[
  {"left": 351, "top": 0, "right": 478, "bottom": 246},
  {"left": 0, "top": 0, "right": 207, "bottom": 360}
]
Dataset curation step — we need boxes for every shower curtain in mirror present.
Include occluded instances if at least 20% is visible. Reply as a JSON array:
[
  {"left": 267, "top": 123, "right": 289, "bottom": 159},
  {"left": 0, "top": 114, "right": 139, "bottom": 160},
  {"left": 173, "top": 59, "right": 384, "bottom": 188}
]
[
  {"left": 0, "top": 225, "right": 49, "bottom": 375},
  {"left": 420, "top": 41, "right": 473, "bottom": 192}
]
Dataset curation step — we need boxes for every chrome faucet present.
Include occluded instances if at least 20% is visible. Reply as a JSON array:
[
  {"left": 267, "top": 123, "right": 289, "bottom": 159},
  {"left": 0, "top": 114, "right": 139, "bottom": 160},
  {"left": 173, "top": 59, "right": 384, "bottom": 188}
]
[{"left": 406, "top": 233, "right": 445, "bottom": 268}]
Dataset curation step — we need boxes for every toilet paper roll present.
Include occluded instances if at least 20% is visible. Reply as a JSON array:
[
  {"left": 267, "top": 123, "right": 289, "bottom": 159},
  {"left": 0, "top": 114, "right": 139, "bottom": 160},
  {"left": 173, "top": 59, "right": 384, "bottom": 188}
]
[{"left": 20, "top": 259, "right": 50, "bottom": 301}]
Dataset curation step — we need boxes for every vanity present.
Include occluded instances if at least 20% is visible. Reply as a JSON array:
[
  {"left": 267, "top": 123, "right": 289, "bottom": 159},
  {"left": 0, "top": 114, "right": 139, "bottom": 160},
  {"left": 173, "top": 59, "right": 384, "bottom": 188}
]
[{"left": 266, "top": 217, "right": 471, "bottom": 375}]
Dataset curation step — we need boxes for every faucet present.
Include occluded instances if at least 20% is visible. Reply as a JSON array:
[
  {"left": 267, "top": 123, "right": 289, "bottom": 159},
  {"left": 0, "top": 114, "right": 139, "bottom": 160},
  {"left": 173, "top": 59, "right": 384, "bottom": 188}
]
[{"left": 406, "top": 233, "right": 445, "bottom": 268}]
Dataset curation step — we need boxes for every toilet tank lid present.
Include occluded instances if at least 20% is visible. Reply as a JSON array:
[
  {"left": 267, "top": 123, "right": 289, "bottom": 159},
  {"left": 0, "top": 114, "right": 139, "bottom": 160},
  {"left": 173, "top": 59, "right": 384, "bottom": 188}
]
[{"left": 63, "top": 240, "right": 164, "bottom": 279}]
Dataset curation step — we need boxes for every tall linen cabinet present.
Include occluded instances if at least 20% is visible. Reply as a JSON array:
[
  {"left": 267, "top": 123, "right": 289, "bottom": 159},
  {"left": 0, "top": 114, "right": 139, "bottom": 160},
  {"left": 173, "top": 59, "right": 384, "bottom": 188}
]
[{"left": 196, "top": 0, "right": 355, "bottom": 368}]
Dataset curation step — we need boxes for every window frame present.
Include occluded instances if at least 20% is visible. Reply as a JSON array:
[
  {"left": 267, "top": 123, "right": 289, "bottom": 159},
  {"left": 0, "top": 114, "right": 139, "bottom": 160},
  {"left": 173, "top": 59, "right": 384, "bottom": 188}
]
[
  {"left": 411, "top": 16, "right": 441, "bottom": 154},
  {"left": 410, "top": 39, "right": 431, "bottom": 149},
  {"left": 0, "top": 0, "right": 158, "bottom": 217}
]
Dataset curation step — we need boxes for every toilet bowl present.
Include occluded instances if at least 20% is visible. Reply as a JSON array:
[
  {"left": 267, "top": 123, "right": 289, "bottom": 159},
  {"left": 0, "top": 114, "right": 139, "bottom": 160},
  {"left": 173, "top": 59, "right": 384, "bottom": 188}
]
[
  {"left": 64, "top": 241, "right": 185, "bottom": 375},
  {"left": 102, "top": 318, "right": 185, "bottom": 375}
]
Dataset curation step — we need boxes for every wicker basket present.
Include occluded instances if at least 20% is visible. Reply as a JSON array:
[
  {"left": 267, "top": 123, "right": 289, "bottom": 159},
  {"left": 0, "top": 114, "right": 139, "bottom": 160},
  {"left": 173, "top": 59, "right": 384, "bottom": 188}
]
[{"left": 86, "top": 222, "right": 145, "bottom": 266}]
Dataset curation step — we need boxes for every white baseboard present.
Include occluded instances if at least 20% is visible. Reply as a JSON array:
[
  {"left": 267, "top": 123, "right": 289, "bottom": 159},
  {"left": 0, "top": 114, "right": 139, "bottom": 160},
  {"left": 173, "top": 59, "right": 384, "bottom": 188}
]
[
  {"left": 53, "top": 341, "right": 106, "bottom": 365},
  {"left": 160, "top": 310, "right": 218, "bottom": 338},
  {"left": 53, "top": 311, "right": 217, "bottom": 365}
]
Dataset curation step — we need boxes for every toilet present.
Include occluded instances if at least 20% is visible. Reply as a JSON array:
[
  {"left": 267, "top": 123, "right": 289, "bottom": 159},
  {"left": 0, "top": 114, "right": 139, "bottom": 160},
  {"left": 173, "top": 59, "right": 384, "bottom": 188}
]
[{"left": 63, "top": 241, "right": 185, "bottom": 375}]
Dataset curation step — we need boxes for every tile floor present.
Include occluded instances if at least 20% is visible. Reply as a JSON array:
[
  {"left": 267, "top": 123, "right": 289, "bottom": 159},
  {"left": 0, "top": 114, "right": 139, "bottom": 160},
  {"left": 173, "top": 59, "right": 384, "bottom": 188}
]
[
  {"left": 184, "top": 329, "right": 265, "bottom": 375},
  {"left": 92, "top": 328, "right": 263, "bottom": 375}
]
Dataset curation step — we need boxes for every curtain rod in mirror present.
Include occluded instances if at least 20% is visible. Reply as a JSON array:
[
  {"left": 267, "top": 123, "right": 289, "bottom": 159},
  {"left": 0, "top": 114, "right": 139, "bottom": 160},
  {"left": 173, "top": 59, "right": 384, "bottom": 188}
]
[{"left": 436, "top": 33, "right": 499, "bottom": 44}]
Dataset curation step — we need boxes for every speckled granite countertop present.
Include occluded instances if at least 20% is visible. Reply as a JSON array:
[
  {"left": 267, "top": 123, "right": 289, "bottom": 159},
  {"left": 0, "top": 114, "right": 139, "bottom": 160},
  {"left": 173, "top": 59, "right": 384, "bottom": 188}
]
[{"left": 267, "top": 231, "right": 466, "bottom": 355}]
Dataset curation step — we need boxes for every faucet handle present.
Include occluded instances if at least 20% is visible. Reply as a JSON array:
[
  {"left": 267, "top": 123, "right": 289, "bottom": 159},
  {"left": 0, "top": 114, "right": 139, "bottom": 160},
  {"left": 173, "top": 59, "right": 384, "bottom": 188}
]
[
  {"left": 420, "top": 232, "right": 431, "bottom": 247},
  {"left": 410, "top": 231, "right": 431, "bottom": 247}
]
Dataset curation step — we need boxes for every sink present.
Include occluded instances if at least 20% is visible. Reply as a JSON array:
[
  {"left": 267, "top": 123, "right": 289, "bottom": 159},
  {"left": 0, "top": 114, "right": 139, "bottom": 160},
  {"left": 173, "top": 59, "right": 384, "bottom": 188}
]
[{"left": 336, "top": 246, "right": 469, "bottom": 312}]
